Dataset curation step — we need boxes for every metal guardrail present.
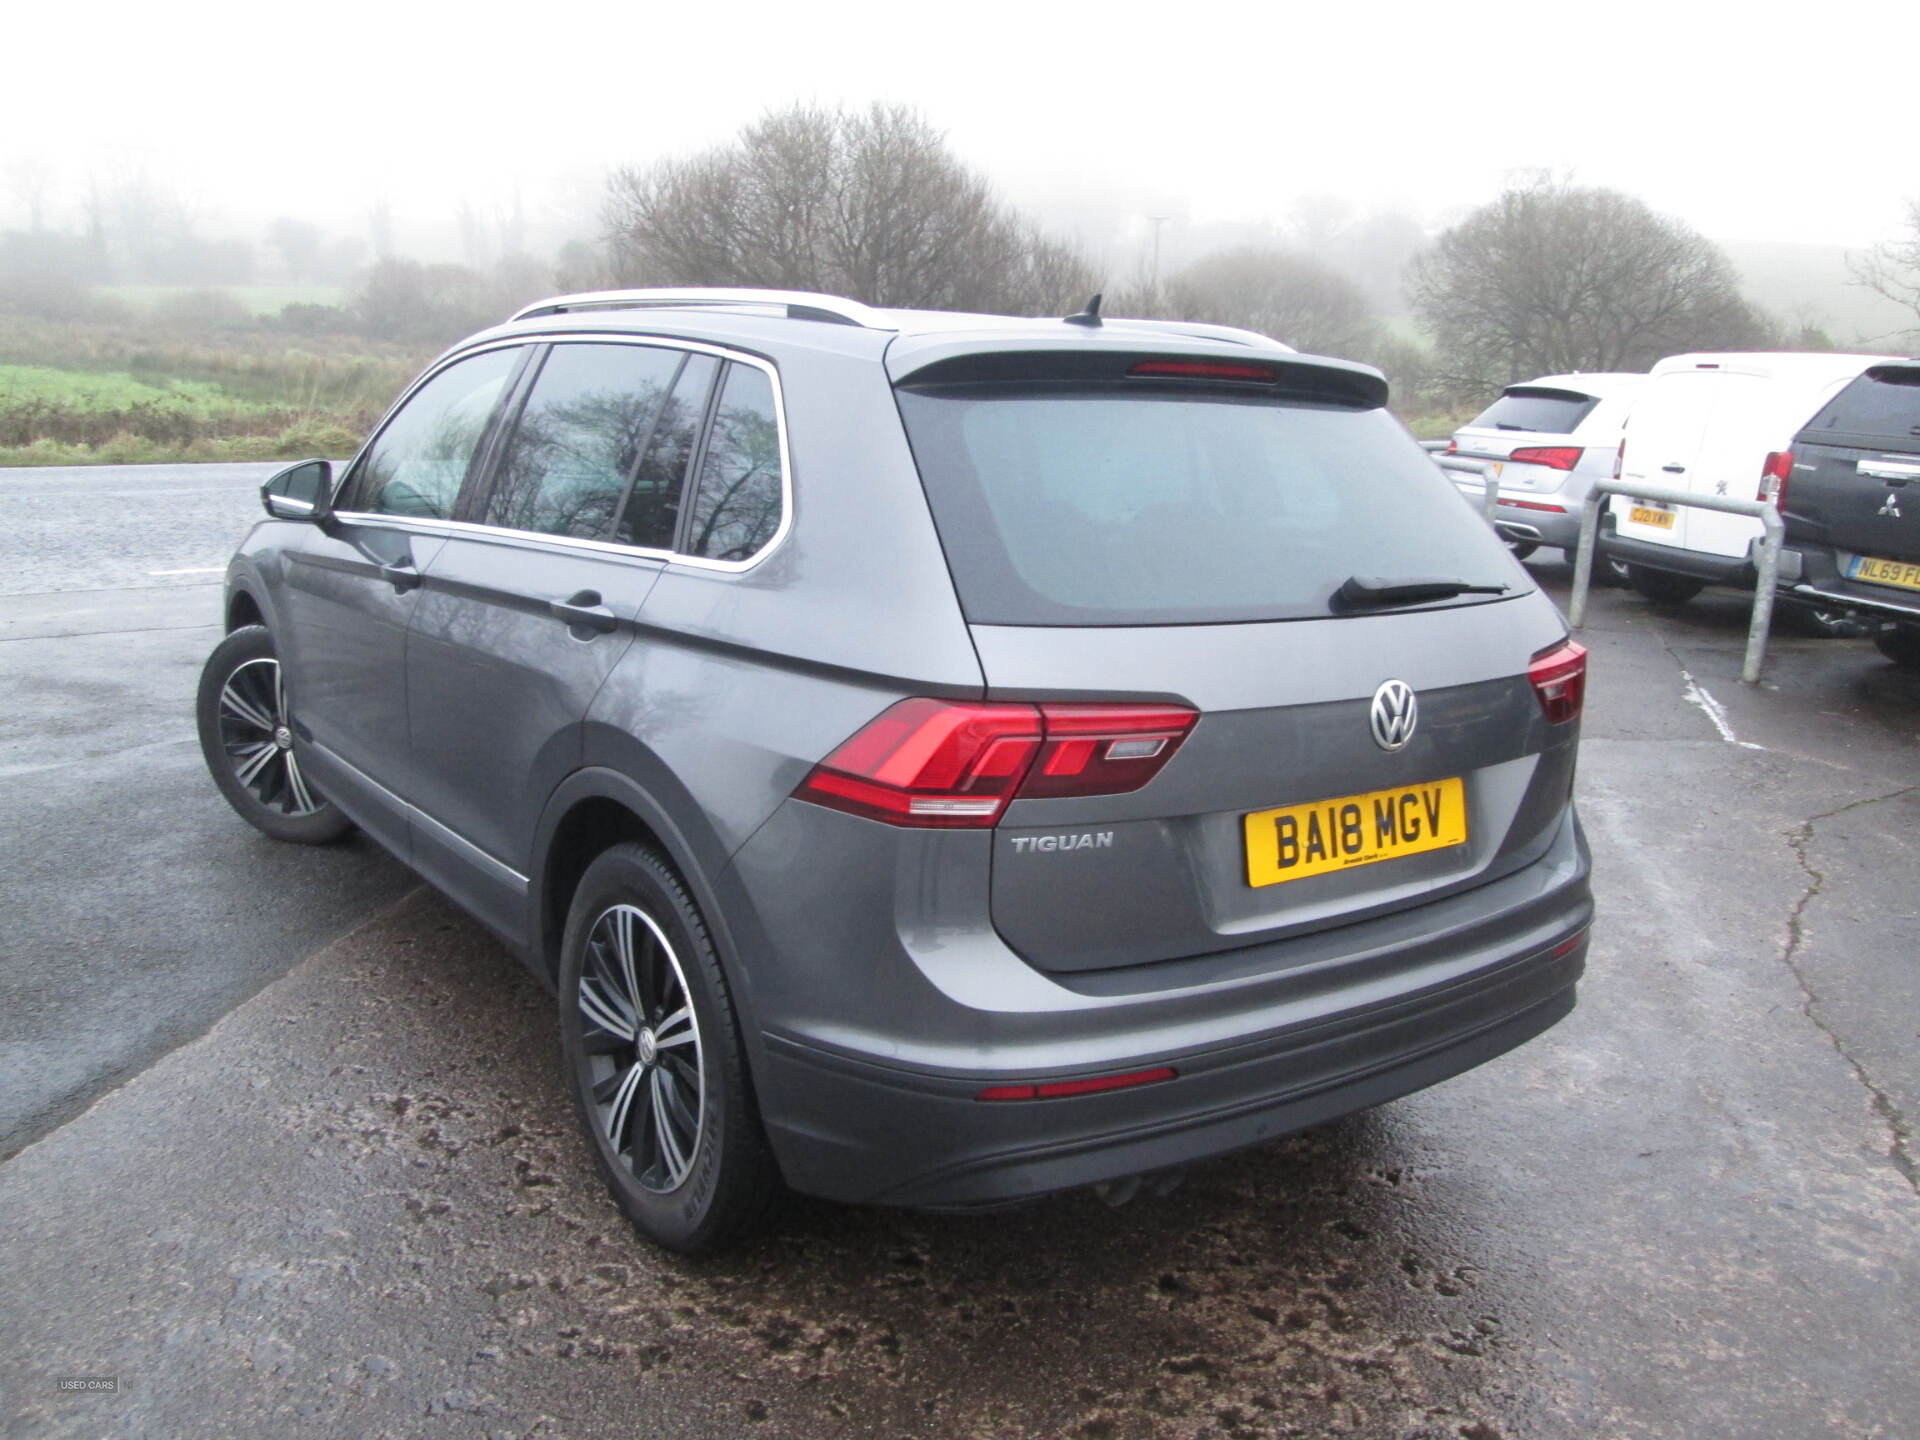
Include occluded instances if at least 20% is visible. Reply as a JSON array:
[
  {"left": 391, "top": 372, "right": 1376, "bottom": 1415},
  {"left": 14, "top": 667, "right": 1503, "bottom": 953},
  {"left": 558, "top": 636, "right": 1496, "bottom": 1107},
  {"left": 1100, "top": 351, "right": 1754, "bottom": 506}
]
[
  {"left": 1421, "top": 441, "right": 1500, "bottom": 525},
  {"left": 1569, "top": 480, "right": 1784, "bottom": 685}
]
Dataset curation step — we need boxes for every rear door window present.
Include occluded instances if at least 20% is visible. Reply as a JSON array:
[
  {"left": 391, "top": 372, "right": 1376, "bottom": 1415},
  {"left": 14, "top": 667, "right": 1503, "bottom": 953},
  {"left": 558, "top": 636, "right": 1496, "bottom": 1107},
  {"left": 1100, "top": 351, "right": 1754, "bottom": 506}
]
[
  {"left": 683, "top": 363, "right": 784, "bottom": 562},
  {"left": 340, "top": 347, "right": 522, "bottom": 518},
  {"left": 896, "top": 385, "right": 1520, "bottom": 626},
  {"left": 617, "top": 353, "right": 718, "bottom": 549},
  {"left": 481, "top": 343, "right": 690, "bottom": 543},
  {"left": 1801, "top": 367, "right": 1920, "bottom": 447},
  {"left": 1468, "top": 387, "right": 1600, "bottom": 435}
]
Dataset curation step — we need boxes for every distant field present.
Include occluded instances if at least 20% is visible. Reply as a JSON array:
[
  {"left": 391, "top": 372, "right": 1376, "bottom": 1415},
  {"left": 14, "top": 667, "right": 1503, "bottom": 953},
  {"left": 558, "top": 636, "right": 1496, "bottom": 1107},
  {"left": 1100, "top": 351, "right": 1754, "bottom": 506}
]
[
  {"left": 0, "top": 362, "right": 368, "bottom": 466},
  {"left": 0, "top": 304, "right": 430, "bottom": 467},
  {"left": 97, "top": 283, "right": 348, "bottom": 315},
  {"left": 0, "top": 363, "right": 269, "bottom": 440}
]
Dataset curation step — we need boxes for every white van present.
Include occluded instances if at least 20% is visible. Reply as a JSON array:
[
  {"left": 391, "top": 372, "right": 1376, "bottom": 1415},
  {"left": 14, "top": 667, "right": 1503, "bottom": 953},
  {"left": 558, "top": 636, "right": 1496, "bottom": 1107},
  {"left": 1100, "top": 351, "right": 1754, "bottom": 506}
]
[{"left": 1602, "top": 352, "right": 1900, "bottom": 605}]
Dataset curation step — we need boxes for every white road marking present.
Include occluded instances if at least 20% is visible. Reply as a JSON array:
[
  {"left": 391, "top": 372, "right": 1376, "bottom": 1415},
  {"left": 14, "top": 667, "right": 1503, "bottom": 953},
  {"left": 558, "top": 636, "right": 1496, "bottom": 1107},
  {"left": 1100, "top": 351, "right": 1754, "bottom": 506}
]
[
  {"left": 147, "top": 567, "right": 225, "bottom": 576},
  {"left": 1679, "top": 668, "right": 1765, "bottom": 750}
]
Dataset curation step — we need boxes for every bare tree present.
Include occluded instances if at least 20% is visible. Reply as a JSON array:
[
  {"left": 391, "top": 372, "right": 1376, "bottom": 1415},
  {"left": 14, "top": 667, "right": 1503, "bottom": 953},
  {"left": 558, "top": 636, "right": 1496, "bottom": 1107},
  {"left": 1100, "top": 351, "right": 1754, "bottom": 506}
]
[
  {"left": 1408, "top": 181, "right": 1771, "bottom": 392},
  {"left": 1159, "top": 246, "right": 1382, "bottom": 359},
  {"left": 266, "top": 218, "right": 323, "bottom": 283},
  {"left": 1849, "top": 199, "right": 1920, "bottom": 340},
  {"left": 367, "top": 200, "right": 394, "bottom": 260},
  {"left": 1287, "top": 193, "right": 1354, "bottom": 256},
  {"left": 6, "top": 157, "right": 55, "bottom": 231},
  {"left": 604, "top": 103, "right": 1096, "bottom": 315}
]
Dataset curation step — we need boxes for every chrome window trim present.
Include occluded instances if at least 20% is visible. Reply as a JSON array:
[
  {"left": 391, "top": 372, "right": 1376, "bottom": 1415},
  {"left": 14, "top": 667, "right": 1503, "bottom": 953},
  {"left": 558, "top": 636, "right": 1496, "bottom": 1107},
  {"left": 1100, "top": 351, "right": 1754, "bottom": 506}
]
[{"left": 333, "top": 333, "right": 793, "bottom": 575}]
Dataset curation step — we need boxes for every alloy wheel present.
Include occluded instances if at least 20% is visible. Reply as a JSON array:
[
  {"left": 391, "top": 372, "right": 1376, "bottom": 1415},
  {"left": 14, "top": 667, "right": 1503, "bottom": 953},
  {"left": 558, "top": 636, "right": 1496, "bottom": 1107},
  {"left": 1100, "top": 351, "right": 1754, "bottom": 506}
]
[
  {"left": 577, "top": 903, "right": 705, "bottom": 1193},
  {"left": 216, "top": 657, "right": 322, "bottom": 817}
]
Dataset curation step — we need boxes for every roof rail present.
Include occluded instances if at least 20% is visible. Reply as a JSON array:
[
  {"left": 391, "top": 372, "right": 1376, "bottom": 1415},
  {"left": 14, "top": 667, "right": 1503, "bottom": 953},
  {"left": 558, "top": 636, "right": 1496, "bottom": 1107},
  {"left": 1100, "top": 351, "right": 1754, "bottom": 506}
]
[{"left": 508, "top": 288, "right": 892, "bottom": 329}]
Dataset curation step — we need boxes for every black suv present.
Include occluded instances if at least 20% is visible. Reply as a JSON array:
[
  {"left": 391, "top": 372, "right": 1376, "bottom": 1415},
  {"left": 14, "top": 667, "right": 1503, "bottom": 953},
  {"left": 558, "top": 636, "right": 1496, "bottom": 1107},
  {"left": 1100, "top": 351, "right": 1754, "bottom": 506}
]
[{"left": 1779, "top": 359, "right": 1920, "bottom": 668}]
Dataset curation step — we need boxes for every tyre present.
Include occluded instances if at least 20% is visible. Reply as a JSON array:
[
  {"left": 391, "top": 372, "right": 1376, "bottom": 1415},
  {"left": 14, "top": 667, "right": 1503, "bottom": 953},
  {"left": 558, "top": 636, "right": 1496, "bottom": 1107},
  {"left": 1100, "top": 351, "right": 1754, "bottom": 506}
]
[
  {"left": 1874, "top": 624, "right": 1920, "bottom": 670},
  {"left": 558, "top": 843, "right": 779, "bottom": 1255},
  {"left": 1625, "top": 565, "right": 1705, "bottom": 605},
  {"left": 195, "top": 624, "right": 352, "bottom": 844}
]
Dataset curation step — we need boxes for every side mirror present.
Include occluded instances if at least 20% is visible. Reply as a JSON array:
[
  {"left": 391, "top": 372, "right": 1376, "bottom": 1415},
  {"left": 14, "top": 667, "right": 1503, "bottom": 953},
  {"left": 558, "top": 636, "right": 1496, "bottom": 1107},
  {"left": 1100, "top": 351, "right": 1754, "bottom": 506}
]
[{"left": 261, "top": 459, "right": 335, "bottom": 526}]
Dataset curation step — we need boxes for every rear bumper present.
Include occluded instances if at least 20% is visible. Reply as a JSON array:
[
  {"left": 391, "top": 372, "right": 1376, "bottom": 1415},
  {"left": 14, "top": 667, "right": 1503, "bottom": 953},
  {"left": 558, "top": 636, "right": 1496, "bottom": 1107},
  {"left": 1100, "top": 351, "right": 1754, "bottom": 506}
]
[
  {"left": 759, "top": 937, "right": 1583, "bottom": 1207},
  {"left": 739, "top": 808, "right": 1593, "bottom": 1207},
  {"left": 1598, "top": 530, "right": 1755, "bottom": 585},
  {"left": 1497, "top": 506, "right": 1581, "bottom": 551},
  {"left": 1784, "top": 545, "right": 1920, "bottom": 622},
  {"left": 1450, "top": 481, "right": 1584, "bottom": 551}
]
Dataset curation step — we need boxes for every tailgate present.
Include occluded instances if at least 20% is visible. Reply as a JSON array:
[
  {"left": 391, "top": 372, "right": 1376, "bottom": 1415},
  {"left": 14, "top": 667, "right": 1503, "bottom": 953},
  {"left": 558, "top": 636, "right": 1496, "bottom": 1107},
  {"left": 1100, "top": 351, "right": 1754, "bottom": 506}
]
[
  {"left": 1789, "top": 365, "right": 1920, "bottom": 576},
  {"left": 1792, "top": 442, "right": 1920, "bottom": 577},
  {"left": 975, "top": 601, "right": 1577, "bottom": 973}
]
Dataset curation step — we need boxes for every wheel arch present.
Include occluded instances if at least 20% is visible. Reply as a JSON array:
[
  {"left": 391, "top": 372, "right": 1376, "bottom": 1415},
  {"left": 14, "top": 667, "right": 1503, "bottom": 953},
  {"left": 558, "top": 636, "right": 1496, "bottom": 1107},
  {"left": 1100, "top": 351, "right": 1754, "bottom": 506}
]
[
  {"left": 530, "top": 768, "right": 760, "bottom": 1038},
  {"left": 226, "top": 587, "right": 266, "bottom": 632}
]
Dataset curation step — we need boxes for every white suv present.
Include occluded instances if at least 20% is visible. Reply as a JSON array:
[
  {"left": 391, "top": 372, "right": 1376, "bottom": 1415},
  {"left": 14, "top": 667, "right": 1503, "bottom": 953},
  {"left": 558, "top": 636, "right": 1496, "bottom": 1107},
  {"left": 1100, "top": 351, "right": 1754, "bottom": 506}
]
[{"left": 1447, "top": 374, "right": 1645, "bottom": 559}]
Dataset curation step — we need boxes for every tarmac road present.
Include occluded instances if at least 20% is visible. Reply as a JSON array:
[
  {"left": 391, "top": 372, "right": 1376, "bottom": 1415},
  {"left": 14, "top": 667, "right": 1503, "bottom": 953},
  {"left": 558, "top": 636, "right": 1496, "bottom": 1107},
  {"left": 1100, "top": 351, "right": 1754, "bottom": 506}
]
[
  {"left": 1, "top": 465, "right": 1916, "bottom": 1438},
  {"left": 0, "top": 463, "right": 417, "bottom": 1159}
]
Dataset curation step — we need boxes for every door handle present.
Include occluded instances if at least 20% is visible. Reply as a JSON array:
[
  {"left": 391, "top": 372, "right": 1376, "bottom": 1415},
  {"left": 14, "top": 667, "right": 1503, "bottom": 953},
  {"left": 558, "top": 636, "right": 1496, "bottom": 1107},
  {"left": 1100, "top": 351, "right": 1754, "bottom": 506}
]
[
  {"left": 550, "top": 591, "right": 618, "bottom": 634},
  {"left": 380, "top": 561, "right": 421, "bottom": 592},
  {"left": 1859, "top": 459, "right": 1920, "bottom": 482},
  {"left": 1661, "top": 464, "right": 1686, "bottom": 474}
]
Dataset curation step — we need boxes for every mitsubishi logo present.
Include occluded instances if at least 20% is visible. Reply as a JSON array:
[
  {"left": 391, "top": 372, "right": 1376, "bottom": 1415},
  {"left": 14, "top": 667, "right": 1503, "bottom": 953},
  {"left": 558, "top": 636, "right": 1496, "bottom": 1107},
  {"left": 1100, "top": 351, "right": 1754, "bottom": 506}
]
[
  {"left": 1370, "top": 680, "right": 1418, "bottom": 751},
  {"left": 1880, "top": 493, "right": 1903, "bottom": 519}
]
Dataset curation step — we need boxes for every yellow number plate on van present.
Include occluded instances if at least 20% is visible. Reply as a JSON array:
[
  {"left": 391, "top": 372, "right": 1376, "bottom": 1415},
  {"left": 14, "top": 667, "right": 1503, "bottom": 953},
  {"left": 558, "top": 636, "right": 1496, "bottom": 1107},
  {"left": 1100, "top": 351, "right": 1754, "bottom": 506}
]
[
  {"left": 1851, "top": 554, "right": 1920, "bottom": 591},
  {"left": 1244, "top": 778, "right": 1468, "bottom": 887},
  {"left": 1628, "top": 505, "right": 1676, "bottom": 529}
]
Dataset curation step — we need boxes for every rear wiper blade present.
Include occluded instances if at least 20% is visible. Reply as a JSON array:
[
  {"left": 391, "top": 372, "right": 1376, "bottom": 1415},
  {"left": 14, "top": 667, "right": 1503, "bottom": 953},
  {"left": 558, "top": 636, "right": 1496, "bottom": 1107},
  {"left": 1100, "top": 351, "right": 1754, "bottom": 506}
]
[{"left": 1335, "top": 575, "right": 1510, "bottom": 609}]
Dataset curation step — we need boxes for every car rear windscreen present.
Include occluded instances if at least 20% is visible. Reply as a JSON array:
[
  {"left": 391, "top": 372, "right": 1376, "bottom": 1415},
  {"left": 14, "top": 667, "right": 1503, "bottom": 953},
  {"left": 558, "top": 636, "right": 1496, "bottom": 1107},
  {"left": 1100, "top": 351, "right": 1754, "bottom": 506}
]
[
  {"left": 896, "top": 384, "right": 1521, "bottom": 626},
  {"left": 1801, "top": 366, "right": 1920, "bottom": 444},
  {"left": 1467, "top": 387, "right": 1600, "bottom": 435}
]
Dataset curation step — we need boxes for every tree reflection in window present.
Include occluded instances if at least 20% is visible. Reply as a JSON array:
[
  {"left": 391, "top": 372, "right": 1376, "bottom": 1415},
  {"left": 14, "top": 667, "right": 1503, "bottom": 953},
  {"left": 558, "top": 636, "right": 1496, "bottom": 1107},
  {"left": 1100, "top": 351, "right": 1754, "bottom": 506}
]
[
  {"left": 486, "top": 345, "right": 687, "bottom": 542},
  {"left": 687, "top": 365, "right": 782, "bottom": 561},
  {"left": 349, "top": 348, "right": 521, "bottom": 518},
  {"left": 616, "top": 354, "right": 717, "bottom": 550}
]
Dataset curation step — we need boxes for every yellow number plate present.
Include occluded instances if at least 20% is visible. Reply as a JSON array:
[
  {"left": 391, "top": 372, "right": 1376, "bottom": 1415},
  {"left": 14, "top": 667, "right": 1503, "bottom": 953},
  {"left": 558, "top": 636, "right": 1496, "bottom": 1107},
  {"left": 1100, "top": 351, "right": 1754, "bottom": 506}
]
[
  {"left": 1244, "top": 778, "right": 1468, "bottom": 887},
  {"left": 1851, "top": 554, "right": 1920, "bottom": 591},
  {"left": 1628, "top": 505, "right": 1676, "bottom": 530}
]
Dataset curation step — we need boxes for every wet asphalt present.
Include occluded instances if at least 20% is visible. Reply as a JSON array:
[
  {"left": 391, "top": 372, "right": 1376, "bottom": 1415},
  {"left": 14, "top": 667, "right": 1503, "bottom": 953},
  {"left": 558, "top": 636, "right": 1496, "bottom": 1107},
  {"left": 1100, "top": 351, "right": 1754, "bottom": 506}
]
[
  {"left": 0, "top": 463, "right": 417, "bottom": 1160},
  {"left": 1, "top": 465, "right": 1916, "bottom": 1439}
]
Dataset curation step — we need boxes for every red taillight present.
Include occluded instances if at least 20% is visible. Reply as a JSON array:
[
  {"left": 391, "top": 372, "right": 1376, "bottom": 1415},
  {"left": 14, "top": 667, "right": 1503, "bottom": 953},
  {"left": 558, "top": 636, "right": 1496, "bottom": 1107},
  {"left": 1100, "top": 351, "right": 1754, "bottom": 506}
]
[
  {"left": 1445, "top": 438, "right": 1458, "bottom": 455},
  {"left": 795, "top": 700, "right": 1198, "bottom": 827},
  {"left": 977, "top": 1066, "right": 1178, "bottom": 1102},
  {"left": 1612, "top": 439, "right": 1625, "bottom": 481},
  {"left": 1528, "top": 640, "right": 1587, "bottom": 725},
  {"left": 1496, "top": 498, "right": 1568, "bottom": 513},
  {"left": 1129, "top": 360, "right": 1278, "bottom": 383},
  {"left": 1758, "top": 450, "right": 1792, "bottom": 511},
  {"left": 1023, "top": 703, "right": 1198, "bottom": 799},
  {"left": 1508, "top": 445, "right": 1583, "bottom": 472}
]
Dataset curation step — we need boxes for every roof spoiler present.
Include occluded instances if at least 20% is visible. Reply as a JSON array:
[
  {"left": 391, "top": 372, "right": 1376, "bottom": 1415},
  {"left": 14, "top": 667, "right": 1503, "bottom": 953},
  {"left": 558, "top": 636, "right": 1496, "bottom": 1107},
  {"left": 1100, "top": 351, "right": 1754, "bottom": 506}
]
[{"left": 891, "top": 346, "right": 1388, "bottom": 409}]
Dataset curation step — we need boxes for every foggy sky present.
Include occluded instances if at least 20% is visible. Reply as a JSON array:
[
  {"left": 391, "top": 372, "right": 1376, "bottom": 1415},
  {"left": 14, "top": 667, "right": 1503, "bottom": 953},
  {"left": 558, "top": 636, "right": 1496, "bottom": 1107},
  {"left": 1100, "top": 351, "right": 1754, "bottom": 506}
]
[{"left": 5, "top": 0, "right": 1910, "bottom": 258}]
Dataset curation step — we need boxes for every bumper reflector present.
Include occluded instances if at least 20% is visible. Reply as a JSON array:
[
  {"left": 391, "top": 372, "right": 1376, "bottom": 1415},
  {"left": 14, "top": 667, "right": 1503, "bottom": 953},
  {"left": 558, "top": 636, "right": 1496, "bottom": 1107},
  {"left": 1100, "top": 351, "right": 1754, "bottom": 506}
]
[{"left": 976, "top": 1066, "right": 1177, "bottom": 1102}]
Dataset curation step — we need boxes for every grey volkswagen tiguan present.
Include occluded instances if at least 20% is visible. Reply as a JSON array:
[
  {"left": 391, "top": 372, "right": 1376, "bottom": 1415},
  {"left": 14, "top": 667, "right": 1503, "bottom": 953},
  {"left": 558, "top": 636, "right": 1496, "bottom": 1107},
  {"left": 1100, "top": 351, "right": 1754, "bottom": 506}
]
[{"left": 197, "top": 288, "right": 1593, "bottom": 1254}]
